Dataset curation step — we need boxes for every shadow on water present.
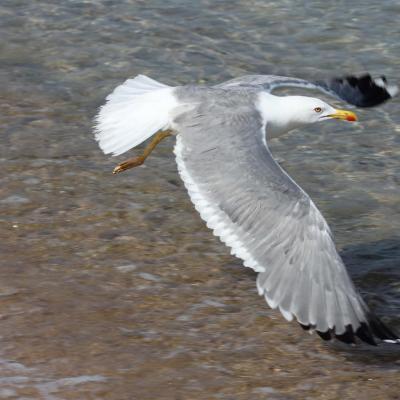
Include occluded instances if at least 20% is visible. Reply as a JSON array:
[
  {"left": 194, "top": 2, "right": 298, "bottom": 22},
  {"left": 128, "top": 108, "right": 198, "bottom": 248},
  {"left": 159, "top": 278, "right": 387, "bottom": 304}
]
[
  {"left": 342, "top": 237, "right": 400, "bottom": 276},
  {"left": 341, "top": 237, "right": 400, "bottom": 317}
]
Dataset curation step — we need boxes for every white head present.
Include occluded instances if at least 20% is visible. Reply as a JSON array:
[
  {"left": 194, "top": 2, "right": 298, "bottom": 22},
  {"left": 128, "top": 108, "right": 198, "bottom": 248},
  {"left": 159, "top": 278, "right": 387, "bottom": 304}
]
[{"left": 259, "top": 94, "right": 358, "bottom": 138}]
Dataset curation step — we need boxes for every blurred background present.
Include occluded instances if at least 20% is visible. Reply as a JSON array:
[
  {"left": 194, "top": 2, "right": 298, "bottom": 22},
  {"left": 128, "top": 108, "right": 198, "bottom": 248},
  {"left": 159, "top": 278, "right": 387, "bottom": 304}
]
[{"left": 1, "top": 1, "right": 400, "bottom": 399}]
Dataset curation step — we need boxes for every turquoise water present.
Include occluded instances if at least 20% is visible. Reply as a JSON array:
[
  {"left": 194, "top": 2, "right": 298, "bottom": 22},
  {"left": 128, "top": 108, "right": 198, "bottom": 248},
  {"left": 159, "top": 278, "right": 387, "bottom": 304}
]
[{"left": 1, "top": 1, "right": 399, "bottom": 398}]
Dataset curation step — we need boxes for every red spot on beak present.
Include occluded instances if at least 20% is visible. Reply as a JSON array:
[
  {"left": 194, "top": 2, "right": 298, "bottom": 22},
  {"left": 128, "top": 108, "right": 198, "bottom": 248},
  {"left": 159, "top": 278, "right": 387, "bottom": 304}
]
[
  {"left": 330, "top": 109, "right": 358, "bottom": 122},
  {"left": 346, "top": 114, "right": 357, "bottom": 122}
]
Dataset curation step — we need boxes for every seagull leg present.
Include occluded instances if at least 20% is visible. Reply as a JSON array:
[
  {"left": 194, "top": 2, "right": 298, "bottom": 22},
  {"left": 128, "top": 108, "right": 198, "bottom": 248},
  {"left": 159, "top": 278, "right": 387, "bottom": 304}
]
[{"left": 113, "top": 130, "right": 172, "bottom": 174}]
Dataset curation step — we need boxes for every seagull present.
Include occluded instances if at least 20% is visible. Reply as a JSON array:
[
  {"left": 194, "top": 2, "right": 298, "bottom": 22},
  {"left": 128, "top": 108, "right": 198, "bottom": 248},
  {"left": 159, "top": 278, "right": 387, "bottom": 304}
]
[{"left": 94, "top": 73, "right": 399, "bottom": 345}]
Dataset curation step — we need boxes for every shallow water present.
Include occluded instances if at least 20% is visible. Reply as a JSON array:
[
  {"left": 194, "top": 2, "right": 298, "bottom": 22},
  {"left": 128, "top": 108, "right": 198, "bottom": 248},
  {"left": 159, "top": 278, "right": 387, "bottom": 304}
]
[{"left": 1, "top": 0, "right": 400, "bottom": 399}]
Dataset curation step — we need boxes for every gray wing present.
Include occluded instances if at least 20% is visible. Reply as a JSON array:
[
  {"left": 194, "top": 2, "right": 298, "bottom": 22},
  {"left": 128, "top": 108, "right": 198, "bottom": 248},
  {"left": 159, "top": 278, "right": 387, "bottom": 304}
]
[
  {"left": 173, "top": 91, "right": 399, "bottom": 345},
  {"left": 217, "top": 74, "right": 398, "bottom": 107}
]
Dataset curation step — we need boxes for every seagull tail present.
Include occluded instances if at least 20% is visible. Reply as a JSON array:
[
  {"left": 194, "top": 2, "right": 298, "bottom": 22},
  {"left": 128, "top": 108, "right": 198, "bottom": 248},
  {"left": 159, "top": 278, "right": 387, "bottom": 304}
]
[{"left": 94, "top": 75, "right": 178, "bottom": 156}]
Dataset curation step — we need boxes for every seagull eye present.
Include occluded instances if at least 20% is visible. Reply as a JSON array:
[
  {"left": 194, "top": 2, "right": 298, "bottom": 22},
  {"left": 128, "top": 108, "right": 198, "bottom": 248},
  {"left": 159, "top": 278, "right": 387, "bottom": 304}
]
[{"left": 314, "top": 107, "right": 322, "bottom": 113}]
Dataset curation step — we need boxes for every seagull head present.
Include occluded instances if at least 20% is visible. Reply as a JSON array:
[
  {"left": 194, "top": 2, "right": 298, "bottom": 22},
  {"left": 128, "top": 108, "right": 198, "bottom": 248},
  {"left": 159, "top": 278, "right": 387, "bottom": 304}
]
[
  {"left": 262, "top": 94, "right": 358, "bottom": 138},
  {"left": 286, "top": 96, "right": 358, "bottom": 123}
]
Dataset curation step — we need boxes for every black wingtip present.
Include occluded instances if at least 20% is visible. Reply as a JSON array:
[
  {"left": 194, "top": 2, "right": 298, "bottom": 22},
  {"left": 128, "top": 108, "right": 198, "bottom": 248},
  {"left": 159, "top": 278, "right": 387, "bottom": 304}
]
[
  {"left": 318, "top": 74, "right": 398, "bottom": 108},
  {"left": 299, "top": 316, "right": 399, "bottom": 346}
]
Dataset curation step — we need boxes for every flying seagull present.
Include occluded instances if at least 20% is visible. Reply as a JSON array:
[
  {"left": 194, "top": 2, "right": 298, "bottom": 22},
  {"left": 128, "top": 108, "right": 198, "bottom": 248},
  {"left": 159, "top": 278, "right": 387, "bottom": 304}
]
[{"left": 94, "top": 73, "right": 399, "bottom": 345}]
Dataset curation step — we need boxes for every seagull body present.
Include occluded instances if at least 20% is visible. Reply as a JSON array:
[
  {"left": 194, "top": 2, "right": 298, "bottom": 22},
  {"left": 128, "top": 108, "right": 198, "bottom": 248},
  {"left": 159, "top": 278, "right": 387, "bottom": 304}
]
[{"left": 95, "top": 73, "right": 399, "bottom": 345}]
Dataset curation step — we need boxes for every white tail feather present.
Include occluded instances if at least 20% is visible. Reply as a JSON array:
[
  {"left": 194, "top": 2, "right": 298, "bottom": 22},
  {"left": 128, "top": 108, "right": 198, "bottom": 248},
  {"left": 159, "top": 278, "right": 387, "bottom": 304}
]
[{"left": 94, "top": 75, "right": 178, "bottom": 156}]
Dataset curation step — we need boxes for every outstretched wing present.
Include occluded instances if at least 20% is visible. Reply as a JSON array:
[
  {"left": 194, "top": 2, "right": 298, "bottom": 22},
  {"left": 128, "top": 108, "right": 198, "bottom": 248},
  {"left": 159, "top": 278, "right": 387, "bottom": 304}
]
[
  {"left": 172, "top": 90, "right": 399, "bottom": 345},
  {"left": 218, "top": 74, "right": 398, "bottom": 107}
]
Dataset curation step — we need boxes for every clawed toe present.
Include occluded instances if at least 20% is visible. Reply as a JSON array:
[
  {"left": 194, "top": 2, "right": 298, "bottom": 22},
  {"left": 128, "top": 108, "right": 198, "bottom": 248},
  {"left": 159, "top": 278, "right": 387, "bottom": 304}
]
[
  {"left": 111, "top": 130, "right": 172, "bottom": 175},
  {"left": 112, "top": 157, "right": 144, "bottom": 174}
]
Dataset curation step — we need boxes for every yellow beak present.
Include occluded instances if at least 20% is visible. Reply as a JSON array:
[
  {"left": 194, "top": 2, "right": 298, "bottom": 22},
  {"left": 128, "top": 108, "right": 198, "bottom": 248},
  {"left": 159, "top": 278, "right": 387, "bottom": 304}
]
[{"left": 328, "top": 109, "right": 358, "bottom": 122}]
